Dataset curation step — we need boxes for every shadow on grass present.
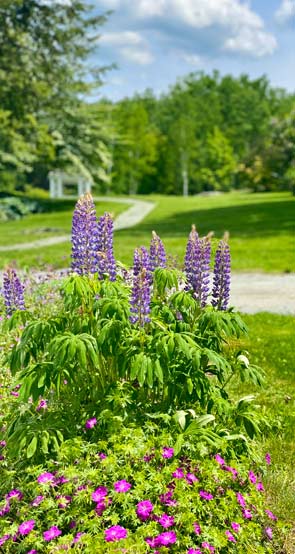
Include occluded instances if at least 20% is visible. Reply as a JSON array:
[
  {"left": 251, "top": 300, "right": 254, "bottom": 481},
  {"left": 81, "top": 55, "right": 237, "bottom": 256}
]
[{"left": 118, "top": 198, "right": 295, "bottom": 239}]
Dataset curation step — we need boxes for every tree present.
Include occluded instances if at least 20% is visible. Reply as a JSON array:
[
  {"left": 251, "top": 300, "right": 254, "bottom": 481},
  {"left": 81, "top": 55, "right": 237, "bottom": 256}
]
[
  {"left": 0, "top": 0, "right": 110, "bottom": 190},
  {"left": 112, "top": 101, "right": 159, "bottom": 195},
  {"left": 193, "top": 127, "right": 237, "bottom": 192}
]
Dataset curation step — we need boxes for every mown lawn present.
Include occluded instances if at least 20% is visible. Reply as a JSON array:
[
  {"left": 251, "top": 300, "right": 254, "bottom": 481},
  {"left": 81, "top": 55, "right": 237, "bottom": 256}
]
[
  {"left": 115, "top": 191, "right": 295, "bottom": 272},
  {"left": 0, "top": 191, "right": 294, "bottom": 271},
  {"left": 237, "top": 313, "right": 295, "bottom": 549}
]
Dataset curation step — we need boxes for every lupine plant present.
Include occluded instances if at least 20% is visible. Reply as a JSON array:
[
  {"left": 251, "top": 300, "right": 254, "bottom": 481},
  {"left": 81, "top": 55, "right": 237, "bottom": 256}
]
[
  {"left": 130, "top": 246, "right": 152, "bottom": 325},
  {"left": 184, "top": 226, "right": 211, "bottom": 307},
  {"left": 97, "top": 212, "right": 116, "bottom": 281},
  {"left": 212, "top": 237, "right": 231, "bottom": 311},
  {"left": 2, "top": 268, "right": 25, "bottom": 315},
  {"left": 71, "top": 193, "right": 99, "bottom": 275},
  {"left": 2, "top": 197, "right": 265, "bottom": 463},
  {"left": 150, "top": 230, "right": 167, "bottom": 271}
]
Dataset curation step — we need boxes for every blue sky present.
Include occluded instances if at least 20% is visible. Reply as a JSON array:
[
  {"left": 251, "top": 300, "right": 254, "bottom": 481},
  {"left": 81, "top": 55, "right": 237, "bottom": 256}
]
[{"left": 88, "top": 0, "right": 295, "bottom": 100}]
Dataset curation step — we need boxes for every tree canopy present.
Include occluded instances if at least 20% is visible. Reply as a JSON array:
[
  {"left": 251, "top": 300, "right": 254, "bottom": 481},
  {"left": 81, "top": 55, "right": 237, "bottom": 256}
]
[
  {"left": 0, "top": 3, "right": 294, "bottom": 196},
  {"left": 0, "top": 0, "right": 111, "bottom": 191}
]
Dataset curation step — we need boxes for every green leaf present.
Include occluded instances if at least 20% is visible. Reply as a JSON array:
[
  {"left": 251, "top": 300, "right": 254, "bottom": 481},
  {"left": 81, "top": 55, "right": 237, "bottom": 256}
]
[
  {"left": 26, "top": 435, "right": 37, "bottom": 458},
  {"left": 174, "top": 410, "right": 187, "bottom": 430},
  {"left": 174, "top": 433, "right": 184, "bottom": 455}
]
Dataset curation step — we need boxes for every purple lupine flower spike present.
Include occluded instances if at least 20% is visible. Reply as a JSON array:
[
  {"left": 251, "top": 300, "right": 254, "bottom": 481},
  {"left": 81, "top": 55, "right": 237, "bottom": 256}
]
[
  {"left": 150, "top": 231, "right": 167, "bottom": 271},
  {"left": 3, "top": 268, "right": 26, "bottom": 314},
  {"left": 184, "top": 226, "right": 211, "bottom": 306},
  {"left": 130, "top": 247, "right": 152, "bottom": 326},
  {"left": 97, "top": 213, "right": 116, "bottom": 281},
  {"left": 212, "top": 234, "right": 231, "bottom": 311},
  {"left": 199, "top": 236, "right": 211, "bottom": 307},
  {"left": 71, "top": 193, "right": 99, "bottom": 275}
]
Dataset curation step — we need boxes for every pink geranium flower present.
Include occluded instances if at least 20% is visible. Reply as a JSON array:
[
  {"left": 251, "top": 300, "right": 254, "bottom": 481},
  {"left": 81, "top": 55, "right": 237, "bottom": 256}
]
[
  {"left": 162, "top": 447, "right": 174, "bottom": 459},
  {"left": 31, "top": 496, "right": 44, "bottom": 507},
  {"left": 105, "top": 525, "right": 127, "bottom": 542},
  {"left": 248, "top": 470, "right": 257, "bottom": 484},
  {"left": 114, "top": 480, "right": 132, "bottom": 493},
  {"left": 225, "top": 530, "right": 236, "bottom": 543},
  {"left": 172, "top": 467, "right": 185, "bottom": 479},
  {"left": 193, "top": 522, "right": 201, "bottom": 535},
  {"left": 265, "top": 509, "right": 277, "bottom": 521},
  {"left": 155, "top": 531, "right": 177, "bottom": 546},
  {"left": 199, "top": 490, "right": 213, "bottom": 500},
  {"left": 43, "top": 526, "right": 62, "bottom": 541},
  {"left": 18, "top": 520, "right": 35, "bottom": 535},
  {"left": 91, "top": 486, "right": 108, "bottom": 502},
  {"left": 256, "top": 482, "right": 265, "bottom": 492},
  {"left": 202, "top": 541, "right": 215, "bottom": 552},
  {"left": 136, "top": 500, "right": 154, "bottom": 521},
  {"left": 37, "top": 472, "right": 55, "bottom": 484},
  {"left": 36, "top": 399, "right": 47, "bottom": 411},
  {"left": 215, "top": 454, "right": 225, "bottom": 465},
  {"left": 231, "top": 522, "right": 241, "bottom": 532},
  {"left": 158, "top": 513, "right": 175, "bottom": 528},
  {"left": 236, "top": 492, "right": 246, "bottom": 507},
  {"left": 186, "top": 472, "right": 198, "bottom": 484},
  {"left": 85, "top": 417, "right": 97, "bottom": 429},
  {"left": 0, "top": 535, "right": 10, "bottom": 547},
  {"left": 6, "top": 489, "right": 23, "bottom": 501}
]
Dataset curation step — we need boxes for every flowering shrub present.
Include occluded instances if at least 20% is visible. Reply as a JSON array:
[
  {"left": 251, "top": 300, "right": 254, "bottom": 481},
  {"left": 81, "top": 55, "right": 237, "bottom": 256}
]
[
  {"left": 0, "top": 428, "right": 280, "bottom": 553},
  {"left": 0, "top": 194, "right": 287, "bottom": 551},
  {"left": 1, "top": 195, "right": 265, "bottom": 461}
]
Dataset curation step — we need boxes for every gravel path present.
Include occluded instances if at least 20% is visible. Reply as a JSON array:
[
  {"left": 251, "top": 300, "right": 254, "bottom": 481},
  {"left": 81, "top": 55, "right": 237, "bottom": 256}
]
[
  {"left": 0, "top": 196, "right": 156, "bottom": 252},
  {"left": 230, "top": 272, "right": 295, "bottom": 315},
  {"left": 0, "top": 196, "right": 294, "bottom": 315}
]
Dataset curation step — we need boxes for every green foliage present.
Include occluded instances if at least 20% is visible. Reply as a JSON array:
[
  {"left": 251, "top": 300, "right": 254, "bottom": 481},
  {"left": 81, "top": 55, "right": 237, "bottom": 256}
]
[
  {"left": 2, "top": 267, "right": 266, "bottom": 462},
  {"left": 0, "top": 196, "right": 41, "bottom": 221},
  {"left": 111, "top": 100, "right": 160, "bottom": 194},
  {"left": 0, "top": 0, "right": 112, "bottom": 189},
  {"left": 108, "top": 72, "right": 294, "bottom": 195}
]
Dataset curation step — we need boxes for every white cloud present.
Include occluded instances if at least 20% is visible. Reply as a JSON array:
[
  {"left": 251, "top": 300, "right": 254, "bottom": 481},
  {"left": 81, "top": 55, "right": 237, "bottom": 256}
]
[
  {"left": 100, "top": 31, "right": 144, "bottom": 46},
  {"left": 181, "top": 53, "right": 204, "bottom": 67},
  {"left": 100, "top": 31, "right": 153, "bottom": 65},
  {"left": 224, "top": 28, "right": 277, "bottom": 57},
  {"left": 120, "top": 48, "right": 154, "bottom": 65},
  {"left": 39, "top": 0, "right": 72, "bottom": 4},
  {"left": 275, "top": 0, "right": 295, "bottom": 24},
  {"left": 96, "top": 0, "right": 277, "bottom": 61}
]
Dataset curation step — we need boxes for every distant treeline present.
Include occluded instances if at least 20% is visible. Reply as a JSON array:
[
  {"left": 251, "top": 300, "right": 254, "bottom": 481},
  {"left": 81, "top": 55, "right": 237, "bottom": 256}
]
[
  {"left": 105, "top": 72, "right": 295, "bottom": 195},
  {"left": 0, "top": 2, "right": 294, "bottom": 196}
]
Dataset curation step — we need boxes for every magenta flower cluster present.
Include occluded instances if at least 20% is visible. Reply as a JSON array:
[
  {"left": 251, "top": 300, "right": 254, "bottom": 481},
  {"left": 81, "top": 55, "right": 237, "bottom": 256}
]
[{"left": 0, "top": 447, "right": 276, "bottom": 552}]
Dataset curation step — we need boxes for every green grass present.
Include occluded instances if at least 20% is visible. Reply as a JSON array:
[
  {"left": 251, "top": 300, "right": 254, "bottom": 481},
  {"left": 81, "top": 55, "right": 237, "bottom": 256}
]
[
  {"left": 238, "top": 313, "right": 295, "bottom": 542},
  {"left": 0, "top": 191, "right": 294, "bottom": 271},
  {"left": 115, "top": 191, "right": 295, "bottom": 272}
]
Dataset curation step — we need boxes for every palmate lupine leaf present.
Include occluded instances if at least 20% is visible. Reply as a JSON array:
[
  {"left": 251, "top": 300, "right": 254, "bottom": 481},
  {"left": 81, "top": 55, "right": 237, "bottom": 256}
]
[
  {"left": 10, "top": 318, "right": 65, "bottom": 374},
  {"left": 97, "top": 319, "right": 123, "bottom": 356}
]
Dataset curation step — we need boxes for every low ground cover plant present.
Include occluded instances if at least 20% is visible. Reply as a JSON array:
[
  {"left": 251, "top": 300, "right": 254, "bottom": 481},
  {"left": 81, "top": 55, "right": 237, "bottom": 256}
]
[
  {"left": 0, "top": 193, "right": 288, "bottom": 552},
  {"left": 0, "top": 428, "right": 280, "bottom": 553}
]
